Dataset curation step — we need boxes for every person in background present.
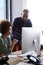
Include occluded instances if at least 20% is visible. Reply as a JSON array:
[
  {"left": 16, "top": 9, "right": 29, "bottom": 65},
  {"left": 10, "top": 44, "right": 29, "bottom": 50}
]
[
  {"left": 12, "top": 9, "right": 32, "bottom": 51},
  {"left": 0, "top": 20, "right": 18, "bottom": 57}
]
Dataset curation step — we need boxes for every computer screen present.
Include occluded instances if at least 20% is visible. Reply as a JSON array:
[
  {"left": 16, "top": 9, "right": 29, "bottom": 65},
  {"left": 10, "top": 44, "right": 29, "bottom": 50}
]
[{"left": 22, "top": 27, "right": 41, "bottom": 55}]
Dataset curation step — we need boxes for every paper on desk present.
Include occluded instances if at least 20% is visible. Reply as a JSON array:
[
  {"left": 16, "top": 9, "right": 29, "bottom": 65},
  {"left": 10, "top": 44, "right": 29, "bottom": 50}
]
[
  {"left": 8, "top": 54, "right": 17, "bottom": 58},
  {"left": 18, "top": 51, "right": 37, "bottom": 57},
  {"left": 17, "top": 62, "right": 33, "bottom": 65}
]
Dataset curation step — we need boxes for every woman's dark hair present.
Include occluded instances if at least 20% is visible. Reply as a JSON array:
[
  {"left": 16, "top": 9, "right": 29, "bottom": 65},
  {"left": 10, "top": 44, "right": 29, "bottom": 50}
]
[{"left": 0, "top": 20, "right": 11, "bottom": 35}]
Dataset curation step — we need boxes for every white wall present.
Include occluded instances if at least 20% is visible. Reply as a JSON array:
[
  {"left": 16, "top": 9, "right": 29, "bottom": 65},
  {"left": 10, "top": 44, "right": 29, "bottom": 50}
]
[
  {"left": 12, "top": 0, "right": 23, "bottom": 22},
  {"left": 26, "top": 0, "right": 43, "bottom": 29},
  {"left": 12, "top": 0, "right": 28, "bottom": 22},
  {"left": 22, "top": 0, "right": 27, "bottom": 10}
]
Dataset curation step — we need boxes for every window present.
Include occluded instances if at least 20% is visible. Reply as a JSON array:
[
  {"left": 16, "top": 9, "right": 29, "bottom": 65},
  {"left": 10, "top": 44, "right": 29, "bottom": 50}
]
[
  {"left": 0, "top": 0, "right": 12, "bottom": 22},
  {"left": 0, "top": 0, "right": 6, "bottom": 21}
]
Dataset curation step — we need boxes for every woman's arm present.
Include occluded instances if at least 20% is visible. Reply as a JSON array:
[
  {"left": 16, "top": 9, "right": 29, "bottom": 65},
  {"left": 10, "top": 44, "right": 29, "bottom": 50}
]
[
  {"left": 0, "top": 54, "right": 5, "bottom": 57},
  {"left": 10, "top": 39, "right": 18, "bottom": 51}
]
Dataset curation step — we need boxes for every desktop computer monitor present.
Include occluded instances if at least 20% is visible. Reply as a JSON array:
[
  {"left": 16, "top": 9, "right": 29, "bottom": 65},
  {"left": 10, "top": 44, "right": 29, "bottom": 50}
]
[{"left": 22, "top": 27, "right": 41, "bottom": 55}]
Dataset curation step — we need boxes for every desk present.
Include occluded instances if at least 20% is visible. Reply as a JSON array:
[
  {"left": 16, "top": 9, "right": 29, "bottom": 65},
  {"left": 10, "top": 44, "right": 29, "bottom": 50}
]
[
  {"left": 8, "top": 50, "right": 43, "bottom": 65},
  {"left": 8, "top": 51, "right": 22, "bottom": 65}
]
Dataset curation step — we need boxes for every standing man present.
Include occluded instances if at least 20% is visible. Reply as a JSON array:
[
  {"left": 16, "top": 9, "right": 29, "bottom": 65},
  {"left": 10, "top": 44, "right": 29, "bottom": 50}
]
[{"left": 12, "top": 9, "right": 32, "bottom": 51}]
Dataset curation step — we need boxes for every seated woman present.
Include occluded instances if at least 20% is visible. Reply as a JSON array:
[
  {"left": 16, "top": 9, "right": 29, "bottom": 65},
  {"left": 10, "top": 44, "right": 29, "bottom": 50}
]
[{"left": 0, "top": 20, "right": 18, "bottom": 56}]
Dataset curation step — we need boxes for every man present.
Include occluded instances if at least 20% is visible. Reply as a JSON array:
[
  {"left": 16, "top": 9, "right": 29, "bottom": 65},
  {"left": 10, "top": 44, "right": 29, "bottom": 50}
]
[{"left": 12, "top": 9, "right": 32, "bottom": 51}]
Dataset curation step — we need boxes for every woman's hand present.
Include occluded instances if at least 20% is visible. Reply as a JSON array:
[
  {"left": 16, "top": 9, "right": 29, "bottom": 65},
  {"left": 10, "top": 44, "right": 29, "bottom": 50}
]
[{"left": 13, "top": 39, "right": 18, "bottom": 45}]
